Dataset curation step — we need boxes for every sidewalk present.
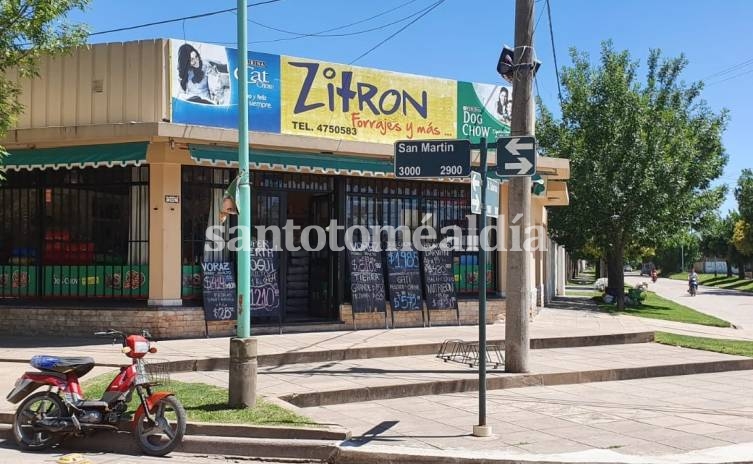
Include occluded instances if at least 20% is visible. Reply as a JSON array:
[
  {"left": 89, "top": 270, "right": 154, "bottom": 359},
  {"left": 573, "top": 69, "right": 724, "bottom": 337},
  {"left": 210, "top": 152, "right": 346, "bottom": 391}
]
[
  {"left": 0, "top": 306, "right": 652, "bottom": 365},
  {"left": 4, "top": 294, "right": 753, "bottom": 462}
]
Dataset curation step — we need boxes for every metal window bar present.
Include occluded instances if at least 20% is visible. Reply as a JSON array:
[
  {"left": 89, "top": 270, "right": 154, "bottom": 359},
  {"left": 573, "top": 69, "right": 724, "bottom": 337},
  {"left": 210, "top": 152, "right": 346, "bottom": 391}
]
[
  {"left": 343, "top": 178, "right": 496, "bottom": 303},
  {"left": 0, "top": 167, "right": 149, "bottom": 300},
  {"left": 181, "top": 167, "right": 334, "bottom": 301}
]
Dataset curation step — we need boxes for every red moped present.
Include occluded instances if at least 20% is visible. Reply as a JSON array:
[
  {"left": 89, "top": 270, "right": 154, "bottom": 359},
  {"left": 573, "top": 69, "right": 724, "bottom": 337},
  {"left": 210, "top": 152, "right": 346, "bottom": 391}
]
[{"left": 6, "top": 329, "right": 186, "bottom": 456}]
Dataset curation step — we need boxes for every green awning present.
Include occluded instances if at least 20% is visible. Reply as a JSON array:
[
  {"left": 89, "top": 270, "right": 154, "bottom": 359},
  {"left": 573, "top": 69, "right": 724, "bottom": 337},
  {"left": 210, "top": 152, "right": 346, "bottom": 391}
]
[
  {"left": 189, "top": 145, "right": 394, "bottom": 177},
  {"left": 1, "top": 142, "right": 149, "bottom": 171}
]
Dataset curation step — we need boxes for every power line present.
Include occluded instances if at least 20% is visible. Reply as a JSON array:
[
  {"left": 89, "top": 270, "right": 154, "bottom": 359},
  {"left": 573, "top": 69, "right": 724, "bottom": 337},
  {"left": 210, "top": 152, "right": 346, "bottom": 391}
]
[
  {"left": 349, "top": 0, "right": 446, "bottom": 65},
  {"left": 533, "top": 4, "right": 546, "bottom": 32},
  {"left": 707, "top": 67, "right": 753, "bottom": 87},
  {"left": 545, "top": 0, "right": 563, "bottom": 106},
  {"left": 701, "top": 57, "right": 753, "bottom": 82},
  {"left": 87, "top": 0, "right": 282, "bottom": 38},
  {"left": 248, "top": 0, "right": 422, "bottom": 43}
]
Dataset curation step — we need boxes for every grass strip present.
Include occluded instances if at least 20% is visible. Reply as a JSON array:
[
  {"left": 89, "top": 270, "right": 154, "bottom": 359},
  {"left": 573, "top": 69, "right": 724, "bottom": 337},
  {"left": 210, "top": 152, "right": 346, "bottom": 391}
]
[
  {"left": 83, "top": 373, "right": 317, "bottom": 426},
  {"left": 655, "top": 332, "right": 753, "bottom": 358},
  {"left": 666, "top": 273, "right": 753, "bottom": 293},
  {"left": 593, "top": 291, "right": 731, "bottom": 327}
]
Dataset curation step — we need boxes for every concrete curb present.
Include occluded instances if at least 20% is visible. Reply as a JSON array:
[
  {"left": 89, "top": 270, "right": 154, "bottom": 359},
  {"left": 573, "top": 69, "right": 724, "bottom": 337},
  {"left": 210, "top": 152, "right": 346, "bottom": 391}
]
[
  {"left": 152, "top": 331, "right": 656, "bottom": 372},
  {"left": 0, "top": 424, "right": 340, "bottom": 460},
  {"left": 0, "top": 332, "right": 656, "bottom": 370},
  {"left": 330, "top": 445, "right": 753, "bottom": 464},
  {"left": 184, "top": 421, "right": 350, "bottom": 441},
  {"left": 280, "top": 358, "right": 753, "bottom": 408},
  {"left": 0, "top": 414, "right": 349, "bottom": 441}
]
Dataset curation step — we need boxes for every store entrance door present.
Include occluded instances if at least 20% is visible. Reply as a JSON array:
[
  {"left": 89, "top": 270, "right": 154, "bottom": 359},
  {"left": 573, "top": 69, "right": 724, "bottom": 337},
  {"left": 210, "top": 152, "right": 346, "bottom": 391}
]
[
  {"left": 284, "top": 191, "right": 335, "bottom": 322},
  {"left": 254, "top": 188, "right": 336, "bottom": 323},
  {"left": 308, "top": 193, "right": 335, "bottom": 319}
]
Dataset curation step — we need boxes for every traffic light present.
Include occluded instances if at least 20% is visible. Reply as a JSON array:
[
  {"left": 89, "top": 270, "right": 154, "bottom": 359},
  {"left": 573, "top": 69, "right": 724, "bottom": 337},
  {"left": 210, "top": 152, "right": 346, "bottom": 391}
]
[
  {"left": 531, "top": 174, "right": 545, "bottom": 196},
  {"left": 497, "top": 46, "right": 515, "bottom": 83},
  {"left": 497, "top": 45, "right": 541, "bottom": 84},
  {"left": 219, "top": 175, "right": 239, "bottom": 223}
]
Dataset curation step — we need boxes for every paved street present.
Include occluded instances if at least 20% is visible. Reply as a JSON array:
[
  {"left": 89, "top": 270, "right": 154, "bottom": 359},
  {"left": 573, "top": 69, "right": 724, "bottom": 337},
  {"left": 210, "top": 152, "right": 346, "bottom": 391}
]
[
  {"left": 0, "top": 443, "right": 320, "bottom": 464},
  {"left": 626, "top": 274, "right": 753, "bottom": 331}
]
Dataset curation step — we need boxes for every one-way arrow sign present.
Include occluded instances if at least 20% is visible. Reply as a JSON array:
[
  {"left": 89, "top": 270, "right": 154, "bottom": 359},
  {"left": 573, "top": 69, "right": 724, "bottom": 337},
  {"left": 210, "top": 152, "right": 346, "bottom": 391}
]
[{"left": 496, "top": 136, "right": 537, "bottom": 177}]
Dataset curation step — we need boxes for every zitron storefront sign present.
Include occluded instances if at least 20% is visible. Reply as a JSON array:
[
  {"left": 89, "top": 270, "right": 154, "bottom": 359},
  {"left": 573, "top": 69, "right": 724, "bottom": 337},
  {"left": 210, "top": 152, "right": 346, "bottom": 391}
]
[{"left": 169, "top": 39, "right": 510, "bottom": 145}]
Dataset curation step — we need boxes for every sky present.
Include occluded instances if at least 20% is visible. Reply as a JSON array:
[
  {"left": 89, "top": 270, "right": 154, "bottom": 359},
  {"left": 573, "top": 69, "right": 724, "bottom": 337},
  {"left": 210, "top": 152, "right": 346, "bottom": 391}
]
[{"left": 68, "top": 0, "right": 751, "bottom": 214}]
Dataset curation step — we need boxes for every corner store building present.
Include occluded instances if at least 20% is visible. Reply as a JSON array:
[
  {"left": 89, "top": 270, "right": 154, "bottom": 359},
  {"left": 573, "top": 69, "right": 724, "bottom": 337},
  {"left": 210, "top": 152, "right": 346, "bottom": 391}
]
[{"left": 0, "top": 39, "right": 569, "bottom": 338}]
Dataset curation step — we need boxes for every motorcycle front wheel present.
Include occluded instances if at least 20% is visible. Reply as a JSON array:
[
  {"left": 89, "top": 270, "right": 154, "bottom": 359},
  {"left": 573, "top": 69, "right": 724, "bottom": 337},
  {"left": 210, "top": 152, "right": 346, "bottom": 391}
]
[
  {"left": 134, "top": 395, "right": 186, "bottom": 456},
  {"left": 12, "top": 391, "right": 66, "bottom": 451}
]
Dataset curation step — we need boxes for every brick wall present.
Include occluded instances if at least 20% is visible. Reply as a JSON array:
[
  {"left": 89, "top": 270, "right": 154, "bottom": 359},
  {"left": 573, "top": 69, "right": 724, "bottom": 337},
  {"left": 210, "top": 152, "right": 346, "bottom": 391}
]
[
  {"left": 0, "top": 306, "right": 237, "bottom": 339},
  {"left": 1, "top": 299, "right": 537, "bottom": 339},
  {"left": 339, "top": 299, "right": 507, "bottom": 330}
]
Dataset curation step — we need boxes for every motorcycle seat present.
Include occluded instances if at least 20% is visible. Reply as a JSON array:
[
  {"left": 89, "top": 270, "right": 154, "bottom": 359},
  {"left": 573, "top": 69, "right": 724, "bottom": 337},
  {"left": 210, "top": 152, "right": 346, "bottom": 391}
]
[{"left": 31, "top": 355, "right": 95, "bottom": 377}]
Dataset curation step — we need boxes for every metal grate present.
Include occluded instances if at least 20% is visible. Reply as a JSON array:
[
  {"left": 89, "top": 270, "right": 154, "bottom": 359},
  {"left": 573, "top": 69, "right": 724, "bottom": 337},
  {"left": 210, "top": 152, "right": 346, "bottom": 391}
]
[
  {"left": 344, "top": 178, "right": 498, "bottom": 299},
  {"left": 0, "top": 167, "right": 149, "bottom": 299}
]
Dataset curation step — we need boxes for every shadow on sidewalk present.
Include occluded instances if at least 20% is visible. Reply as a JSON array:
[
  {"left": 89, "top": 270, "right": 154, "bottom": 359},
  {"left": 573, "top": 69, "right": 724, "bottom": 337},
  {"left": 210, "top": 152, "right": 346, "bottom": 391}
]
[
  {"left": 346, "top": 421, "right": 470, "bottom": 447},
  {"left": 548, "top": 297, "right": 601, "bottom": 313}
]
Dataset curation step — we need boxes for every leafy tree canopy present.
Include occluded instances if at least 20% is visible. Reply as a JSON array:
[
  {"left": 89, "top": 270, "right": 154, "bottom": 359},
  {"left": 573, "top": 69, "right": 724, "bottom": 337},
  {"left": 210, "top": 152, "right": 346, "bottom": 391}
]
[
  {"left": 0, "top": 0, "right": 89, "bottom": 155},
  {"left": 735, "top": 169, "right": 753, "bottom": 223},
  {"left": 538, "top": 42, "right": 728, "bottom": 306}
]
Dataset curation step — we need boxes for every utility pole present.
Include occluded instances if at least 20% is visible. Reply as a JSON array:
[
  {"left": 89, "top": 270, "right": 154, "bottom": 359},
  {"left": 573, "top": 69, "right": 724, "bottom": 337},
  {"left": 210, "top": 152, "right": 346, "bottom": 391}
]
[
  {"left": 229, "top": 0, "right": 258, "bottom": 408},
  {"left": 505, "top": 0, "right": 534, "bottom": 373}
]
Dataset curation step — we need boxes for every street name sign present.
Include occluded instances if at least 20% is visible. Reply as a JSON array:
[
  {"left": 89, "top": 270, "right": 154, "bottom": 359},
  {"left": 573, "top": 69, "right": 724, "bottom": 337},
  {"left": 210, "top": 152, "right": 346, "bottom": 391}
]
[
  {"left": 394, "top": 139, "right": 471, "bottom": 178},
  {"left": 496, "top": 136, "right": 537, "bottom": 177},
  {"left": 470, "top": 171, "right": 500, "bottom": 217}
]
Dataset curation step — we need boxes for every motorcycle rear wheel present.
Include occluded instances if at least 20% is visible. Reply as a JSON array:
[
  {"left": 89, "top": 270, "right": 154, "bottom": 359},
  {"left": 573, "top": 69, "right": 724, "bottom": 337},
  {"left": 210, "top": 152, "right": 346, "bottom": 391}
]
[
  {"left": 13, "top": 391, "right": 66, "bottom": 451},
  {"left": 134, "top": 395, "right": 186, "bottom": 456}
]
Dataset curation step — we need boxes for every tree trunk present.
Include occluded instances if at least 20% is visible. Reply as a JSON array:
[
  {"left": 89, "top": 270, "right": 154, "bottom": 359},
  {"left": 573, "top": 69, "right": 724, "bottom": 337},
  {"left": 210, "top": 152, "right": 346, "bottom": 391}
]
[
  {"left": 726, "top": 260, "right": 733, "bottom": 278},
  {"left": 594, "top": 260, "right": 601, "bottom": 280},
  {"left": 739, "top": 260, "right": 746, "bottom": 280},
  {"left": 606, "top": 246, "right": 625, "bottom": 310}
]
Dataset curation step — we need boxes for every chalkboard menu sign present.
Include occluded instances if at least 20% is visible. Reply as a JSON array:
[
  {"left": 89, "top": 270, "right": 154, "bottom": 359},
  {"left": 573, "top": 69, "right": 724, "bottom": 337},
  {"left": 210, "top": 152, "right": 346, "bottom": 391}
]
[
  {"left": 201, "top": 261, "right": 237, "bottom": 321},
  {"left": 349, "top": 247, "right": 386, "bottom": 313},
  {"left": 386, "top": 248, "right": 423, "bottom": 312},
  {"left": 422, "top": 247, "right": 458, "bottom": 310},
  {"left": 251, "top": 240, "right": 281, "bottom": 316}
]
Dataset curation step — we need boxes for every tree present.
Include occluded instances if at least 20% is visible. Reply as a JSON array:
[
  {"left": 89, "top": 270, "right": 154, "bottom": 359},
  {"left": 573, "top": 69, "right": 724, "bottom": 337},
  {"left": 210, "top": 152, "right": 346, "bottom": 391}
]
[
  {"left": 538, "top": 42, "right": 728, "bottom": 308},
  {"left": 732, "top": 170, "right": 753, "bottom": 278},
  {"left": 0, "top": 0, "right": 89, "bottom": 171},
  {"left": 699, "top": 214, "right": 732, "bottom": 276},
  {"left": 735, "top": 169, "right": 753, "bottom": 222}
]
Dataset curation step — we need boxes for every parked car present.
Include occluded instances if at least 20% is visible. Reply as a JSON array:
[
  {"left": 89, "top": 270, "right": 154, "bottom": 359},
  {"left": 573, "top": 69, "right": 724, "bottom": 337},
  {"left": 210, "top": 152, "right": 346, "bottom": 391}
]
[{"left": 623, "top": 264, "right": 633, "bottom": 272}]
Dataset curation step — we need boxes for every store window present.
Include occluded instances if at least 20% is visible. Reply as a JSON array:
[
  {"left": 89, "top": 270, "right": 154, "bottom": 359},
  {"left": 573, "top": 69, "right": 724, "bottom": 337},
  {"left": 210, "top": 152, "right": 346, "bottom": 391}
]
[
  {"left": 0, "top": 167, "right": 149, "bottom": 299},
  {"left": 345, "top": 178, "right": 498, "bottom": 297}
]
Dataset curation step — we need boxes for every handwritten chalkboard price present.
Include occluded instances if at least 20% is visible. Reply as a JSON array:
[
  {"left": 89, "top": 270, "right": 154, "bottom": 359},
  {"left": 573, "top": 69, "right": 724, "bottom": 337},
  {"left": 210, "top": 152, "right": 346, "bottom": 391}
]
[
  {"left": 201, "top": 261, "right": 237, "bottom": 321},
  {"left": 422, "top": 247, "right": 458, "bottom": 310},
  {"left": 386, "top": 247, "right": 422, "bottom": 312},
  {"left": 349, "top": 246, "right": 386, "bottom": 313}
]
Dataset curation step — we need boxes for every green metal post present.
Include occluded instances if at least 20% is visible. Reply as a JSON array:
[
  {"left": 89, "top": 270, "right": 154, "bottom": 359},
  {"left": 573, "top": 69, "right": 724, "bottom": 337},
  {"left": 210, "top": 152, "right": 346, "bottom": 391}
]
[
  {"left": 229, "top": 0, "right": 257, "bottom": 409},
  {"left": 236, "top": 0, "right": 251, "bottom": 338},
  {"left": 478, "top": 137, "right": 488, "bottom": 427}
]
